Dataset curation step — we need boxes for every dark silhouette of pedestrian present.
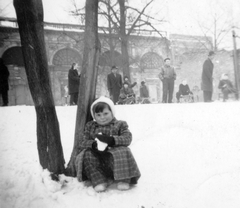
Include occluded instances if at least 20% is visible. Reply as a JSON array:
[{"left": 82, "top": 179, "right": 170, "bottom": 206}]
[
  {"left": 68, "top": 63, "right": 80, "bottom": 105},
  {"left": 201, "top": 51, "right": 215, "bottom": 102},
  {"left": 0, "top": 58, "right": 10, "bottom": 106},
  {"left": 139, "top": 81, "right": 150, "bottom": 104}
]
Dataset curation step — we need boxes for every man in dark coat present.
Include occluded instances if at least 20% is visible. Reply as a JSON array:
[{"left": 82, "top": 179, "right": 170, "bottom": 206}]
[
  {"left": 201, "top": 51, "right": 215, "bottom": 102},
  {"left": 107, "top": 66, "right": 122, "bottom": 104},
  {"left": 158, "top": 58, "right": 176, "bottom": 103},
  {"left": 68, "top": 63, "right": 80, "bottom": 105},
  {"left": 0, "top": 58, "right": 10, "bottom": 106}
]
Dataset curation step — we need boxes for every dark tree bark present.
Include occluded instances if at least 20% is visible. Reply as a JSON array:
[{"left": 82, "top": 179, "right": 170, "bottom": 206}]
[
  {"left": 13, "top": 0, "right": 65, "bottom": 175},
  {"left": 65, "top": 0, "right": 100, "bottom": 176}
]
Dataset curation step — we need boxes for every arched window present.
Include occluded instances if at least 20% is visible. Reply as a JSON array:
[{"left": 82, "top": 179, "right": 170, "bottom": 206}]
[
  {"left": 140, "top": 52, "right": 163, "bottom": 70},
  {"left": 99, "top": 50, "right": 122, "bottom": 67},
  {"left": 2, "top": 46, "right": 24, "bottom": 66},
  {"left": 52, "top": 48, "right": 82, "bottom": 66}
]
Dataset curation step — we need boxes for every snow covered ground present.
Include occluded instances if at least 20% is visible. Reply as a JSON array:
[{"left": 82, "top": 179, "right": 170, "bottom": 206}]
[{"left": 0, "top": 101, "right": 240, "bottom": 208}]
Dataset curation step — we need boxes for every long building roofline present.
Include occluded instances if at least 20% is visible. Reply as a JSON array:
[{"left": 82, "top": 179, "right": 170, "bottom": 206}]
[{"left": 0, "top": 16, "right": 167, "bottom": 38}]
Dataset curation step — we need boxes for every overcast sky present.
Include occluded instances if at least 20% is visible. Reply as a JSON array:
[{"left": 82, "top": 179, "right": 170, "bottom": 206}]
[{"left": 0, "top": 0, "right": 240, "bottom": 50}]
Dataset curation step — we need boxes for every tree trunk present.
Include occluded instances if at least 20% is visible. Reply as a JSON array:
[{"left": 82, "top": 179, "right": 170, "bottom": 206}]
[
  {"left": 118, "top": 0, "right": 131, "bottom": 80},
  {"left": 13, "top": 0, "right": 65, "bottom": 175},
  {"left": 107, "top": 1, "right": 115, "bottom": 67},
  {"left": 65, "top": 0, "right": 100, "bottom": 176}
]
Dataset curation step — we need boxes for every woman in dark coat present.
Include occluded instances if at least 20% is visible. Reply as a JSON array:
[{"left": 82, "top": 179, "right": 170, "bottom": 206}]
[
  {"left": 68, "top": 63, "right": 80, "bottom": 105},
  {"left": 201, "top": 51, "right": 215, "bottom": 102},
  {"left": 0, "top": 58, "right": 10, "bottom": 106}
]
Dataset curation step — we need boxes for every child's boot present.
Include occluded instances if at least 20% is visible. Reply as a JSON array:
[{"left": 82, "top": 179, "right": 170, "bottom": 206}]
[
  {"left": 117, "top": 182, "right": 130, "bottom": 191},
  {"left": 94, "top": 183, "right": 107, "bottom": 192}
]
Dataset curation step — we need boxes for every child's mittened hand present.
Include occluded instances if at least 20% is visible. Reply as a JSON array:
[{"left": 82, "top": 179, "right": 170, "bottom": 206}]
[
  {"left": 95, "top": 134, "right": 115, "bottom": 146},
  {"left": 95, "top": 138, "right": 108, "bottom": 151}
]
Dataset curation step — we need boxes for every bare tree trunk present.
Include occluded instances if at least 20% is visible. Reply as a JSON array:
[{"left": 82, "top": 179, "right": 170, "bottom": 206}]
[
  {"left": 107, "top": 1, "right": 115, "bottom": 67},
  {"left": 65, "top": 0, "right": 100, "bottom": 176},
  {"left": 118, "top": 0, "right": 131, "bottom": 80},
  {"left": 214, "top": 16, "right": 217, "bottom": 51},
  {"left": 13, "top": 0, "right": 65, "bottom": 175}
]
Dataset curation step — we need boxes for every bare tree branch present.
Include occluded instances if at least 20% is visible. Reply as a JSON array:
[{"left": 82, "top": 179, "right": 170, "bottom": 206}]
[
  {"left": 127, "top": 0, "right": 154, "bottom": 36},
  {"left": 126, "top": 5, "right": 164, "bottom": 24},
  {"left": 100, "top": 0, "right": 120, "bottom": 24}
]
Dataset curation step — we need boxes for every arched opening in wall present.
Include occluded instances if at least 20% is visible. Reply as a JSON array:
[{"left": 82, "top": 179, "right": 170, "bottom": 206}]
[
  {"left": 1, "top": 46, "right": 32, "bottom": 105},
  {"left": 2, "top": 46, "right": 24, "bottom": 66},
  {"left": 140, "top": 52, "right": 163, "bottom": 70},
  {"left": 98, "top": 50, "right": 122, "bottom": 68},
  {"left": 52, "top": 48, "right": 82, "bottom": 66}
]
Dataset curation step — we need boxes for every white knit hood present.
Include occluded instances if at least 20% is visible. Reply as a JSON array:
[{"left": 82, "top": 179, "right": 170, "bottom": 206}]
[{"left": 90, "top": 96, "right": 116, "bottom": 119}]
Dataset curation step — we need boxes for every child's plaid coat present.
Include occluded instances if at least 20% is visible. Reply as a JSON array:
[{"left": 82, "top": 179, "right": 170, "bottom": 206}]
[{"left": 75, "top": 118, "right": 141, "bottom": 184}]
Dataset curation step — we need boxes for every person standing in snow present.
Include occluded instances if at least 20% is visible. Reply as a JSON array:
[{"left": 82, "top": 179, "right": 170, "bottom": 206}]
[
  {"left": 158, "top": 58, "right": 176, "bottom": 103},
  {"left": 68, "top": 63, "right": 80, "bottom": 105},
  {"left": 140, "top": 81, "right": 149, "bottom": 98},
  {"left": 107, "top": 66, "right": 122, "bottom": 104},
  {"left": 75, "top": 96, "right": 141, "bottom": 192},
  {"left": 0, "top": 58, "right": 10, "bottom": 106},
  {"left": 139, "top": 81, "right": 151, "bottom": 104},
  {"left": 201, "top": 51, "right": 215, "bottom": 102}
]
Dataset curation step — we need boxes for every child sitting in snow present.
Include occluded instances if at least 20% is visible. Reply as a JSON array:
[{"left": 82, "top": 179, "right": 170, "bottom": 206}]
[
  {"left": 176, "top": 79, "right": 193, "bottom": 103},
  {"left": 117, "top": 82, "right": 136, "bottom": 104},
  {"left": 75, "top": 96, "right": 141, "bottom": 192},
  {"left": 218, "top": 73, "right": 237, "bottom": 101}
]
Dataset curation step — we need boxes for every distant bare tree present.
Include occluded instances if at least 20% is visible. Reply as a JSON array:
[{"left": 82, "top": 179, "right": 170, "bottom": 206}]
[
  {"left": 70, "top": 0, "right": 166, "bottom": 80},
  {"left": 192, "top": 0, "right": 233, "bottom": 51}
]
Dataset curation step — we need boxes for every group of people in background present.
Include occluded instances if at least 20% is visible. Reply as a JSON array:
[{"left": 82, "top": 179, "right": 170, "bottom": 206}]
[
  {"left": 1, "top": 52, "right": 238, "bottom": 107},
  {"left": 158, "top": 57, "right": 193, "bottom": 103},
  {"left": 106, "top": 52, "right": 238, "bottom": 104},
  {"left": 107, "top": 65, "right": 150, "bottom": 105},
  {"left": 157, "top": 51, "right": 237, "bottom": 104},
  {"left": 67, "top": 64, "right": 150, "bottom": 106},
  {"left": 201, "top": 50, "right": 237, "bottom": 102}
]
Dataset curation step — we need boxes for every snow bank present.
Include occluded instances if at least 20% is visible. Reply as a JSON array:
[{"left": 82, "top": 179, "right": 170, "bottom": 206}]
[{"left": 0, "top": 102, "right": 240, "bottom": 208}]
